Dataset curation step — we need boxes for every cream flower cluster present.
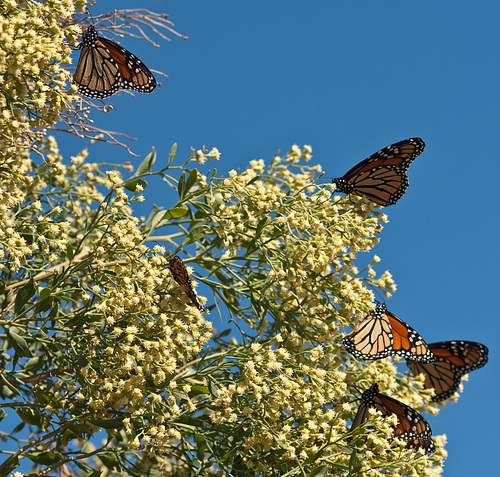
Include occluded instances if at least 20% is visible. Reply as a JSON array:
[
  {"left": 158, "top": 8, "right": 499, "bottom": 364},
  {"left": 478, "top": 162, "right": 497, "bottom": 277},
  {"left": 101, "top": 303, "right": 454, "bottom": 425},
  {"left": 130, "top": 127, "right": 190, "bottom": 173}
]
[
  {"left": 204, "top": 145, "right": 444, "bottom": 474},
  {"left": 0, "top": 0, "right": 79, "bottom": 155}
]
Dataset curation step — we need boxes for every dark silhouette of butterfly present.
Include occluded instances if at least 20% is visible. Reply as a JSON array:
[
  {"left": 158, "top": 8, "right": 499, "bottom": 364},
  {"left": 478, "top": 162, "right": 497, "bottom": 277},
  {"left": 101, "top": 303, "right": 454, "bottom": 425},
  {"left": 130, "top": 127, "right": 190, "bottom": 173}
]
[
  {"left": 332, "top": 138, "right": 425, "bottom": 206},
  {"left": 169, "top": 256, "right": 204, "bottom": 312},
  {"left": 74, "top": 25, "right": 157, "bottom": 99},
  {"left": 351, "top": 383, "right": 435, "bottom": 453},
  {"left": 343, "top": 304, "right": 435, "bottom": 363},
  {"left": 407, "top": 340, "right": 488, "bottom": 402}
]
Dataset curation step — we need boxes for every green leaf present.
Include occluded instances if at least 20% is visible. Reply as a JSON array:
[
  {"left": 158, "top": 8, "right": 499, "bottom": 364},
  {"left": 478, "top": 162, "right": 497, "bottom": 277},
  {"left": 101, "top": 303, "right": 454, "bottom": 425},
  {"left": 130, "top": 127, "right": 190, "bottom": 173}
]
[
  {"left": 99, "top": 454, "right": 120, "bottom": 471},
  {"left": 255, "top": 217, "right": 268, "bottom": 238},
  {"left": 149, "top": 207, "right": 188, "bottom": 234},
  {"left": 133, "top": 147, "right": 156, "bottom": 177},
  {"left": 167, "top": 142, "right": 177, "bottom": 166},
  {"left": 219, "top": 447, "right": 237, "bottom": 464},
  {"left": 0, "top": 455, "right": 19, "bottom": 477},
  {"left": 27, "top": 450, "right": 63, "bottom": 465},
  {"left": 34, "top": 391, "right": 51, "bottom": 405},
  {"left": 15, "top": 408, "right": 51, "bottom": 430},
  {"left": 35, "top": 288, "right": 52, "bottom": 315},
  {"left": 89, "top": 418, "right": 125, "bottom": 429},
  {"left": 337, "top": 444, "right": 354, "bottom": 454},
  {"left": 188, "top": 384, "right": 209, "bottom": 397},
  {"left": 11, "top": 421, "right": 26, "bottom": 435},
  {"left": 163, "top": 207, "right": 188, "bottom": 219},
  {"left": 182, "top": 225, "right": 210, "bottom": 246},
  {"left": 6, "top": 327, "right": 32, "bottom": 358},
  {"left": 66, "top": 243, "right": 74, "bottom": 260},
  {"left": 0, "top": 289, "right": 13, "bottom": 313},
  {"left": 348, "top": 449, "right": 361, "bottom": 475},
  {"left": 150, "top": 209, "right": 167, "bottom": 232},
  {"left": 146, "top": 471, "right": 162, "bottom": 477},
  {"left": 178, "top": 171, "right": 187, "bottom": 199},
  {"left": 86, "top": 472, "right": 101, "bottom": 477},
  {"left": 24, "top": 356, "right": 44, "bottom": 371},
  {"left": 192, "top": 201, "right": 213, "bottom": 215},
  {"left": 38, "top": 287, "right": 51, "bottom": 301},
  {"left": 145, "top": 204, "right": 162, "bottom": 228},
  {"left": 184, "top": 169, "right": 199, "bottom": 196},
  {"left": 47, "top": 300, "right": 59, "bottom": 320},
  {"left": 194, "top": 432, "right": 207, "bottom": 459},
  {"left": 207, "top": 378, "right": 220, "bottom": 398},
  {"left": 307, "top": 465, "right": 329, "bottom": 477},
  {"left": 0, "top": 382, "right": 20, "bottom": 398},
  {"left": 65, "top": 422, "right": 93, "bottom": 441},
  {"left": 123, "top": 178, "right": 147, "bottom": 192},
  {"left": 14, "top": 279, "right": 36, "bottom": 315}
]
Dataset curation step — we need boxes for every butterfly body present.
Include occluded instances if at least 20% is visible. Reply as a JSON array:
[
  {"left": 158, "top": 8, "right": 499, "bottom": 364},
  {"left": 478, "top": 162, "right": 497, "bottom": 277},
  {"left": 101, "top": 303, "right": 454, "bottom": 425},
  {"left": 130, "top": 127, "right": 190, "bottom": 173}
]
[
  {"left": 351, "top": 383, "right": 435, "bottom": 453},
  {"left": 408, "top": 340, "right": 488, "bottom": 401},
  {"left": 343, "top": 304, "right": 435, "bottom": 363},
  {"left": 333, "top": 138, "right": 425, "bottom": 206},
  {"left": 169, "top": 256, "right": 204, "bottom": 312},
  {"left": 74, "top": 25, "right": 157, "bottom": 99}
]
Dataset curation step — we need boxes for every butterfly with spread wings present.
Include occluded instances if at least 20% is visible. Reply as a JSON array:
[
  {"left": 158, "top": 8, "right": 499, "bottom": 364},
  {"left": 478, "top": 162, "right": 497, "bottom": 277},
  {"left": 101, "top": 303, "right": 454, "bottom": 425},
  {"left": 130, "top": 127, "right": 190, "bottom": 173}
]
[
  {"left": 408, "top": 340, "right": 488, "bottom": 402},
  {"left": 332, "top": 138, "right": 425, "bottom": 206},
  {"left": 351, "top": 383, "right": 435, "bottom": 453},
  {"left": 343, "top": 304, "right": 435, "bottom": 363},
  {"left": 169, "top": 256, "right": 205, "bottom": 312},
  {"left": 74, "top": 25, "right": 157, "bottom": 99}
]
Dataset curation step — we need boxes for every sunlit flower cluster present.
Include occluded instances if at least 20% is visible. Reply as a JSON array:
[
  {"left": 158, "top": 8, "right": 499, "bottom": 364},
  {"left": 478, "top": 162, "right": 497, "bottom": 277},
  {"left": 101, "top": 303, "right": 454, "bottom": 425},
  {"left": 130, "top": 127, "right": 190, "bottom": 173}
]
[
  {"left": 0, "top": 0, "right": 80, "bottom": 154},
  {"left": 0, "top": 131, "right": 215, "bottom": 455},
  {"left": 202, "top": 146, "right": 444, "bottom": 474},
  {"left": 60, "top": 185, "right": 214, "bottom": 450},
  {"left": 210, "top": 337, "right": 348, "bottom": 471},
  {"left": 0, "top": 126, "right": 446, "bottom": 474},
  {"left": 209, "top": 146, "right": 394, "bottom": 331}
]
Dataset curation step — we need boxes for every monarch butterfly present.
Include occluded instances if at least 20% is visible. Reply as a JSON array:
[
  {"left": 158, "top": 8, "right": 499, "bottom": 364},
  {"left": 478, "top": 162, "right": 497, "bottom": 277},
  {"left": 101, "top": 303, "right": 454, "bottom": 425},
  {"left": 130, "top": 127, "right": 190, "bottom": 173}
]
[
  {"left": 408, "top": 341, "right": 488, "bottom": 402},
  {"left": 332, "top": 138, "right": 425, "bottom": 206},
  {"left": 74, "top": 25, "right": 157, "bottom": 99},
  {"left": 351, "top": 383, "right": 435, "bottom": 453},
  {"left": 343, "top": 304, "right": 435, "bottom": 363},
  {"left": 169, "top": 256, "right": 204, "bottom": 312}
]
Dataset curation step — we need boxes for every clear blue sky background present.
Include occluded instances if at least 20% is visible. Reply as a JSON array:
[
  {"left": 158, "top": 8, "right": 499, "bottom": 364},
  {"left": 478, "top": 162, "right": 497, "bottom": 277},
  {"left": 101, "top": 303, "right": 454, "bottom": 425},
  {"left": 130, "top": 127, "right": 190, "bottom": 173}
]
[{"left": 55, "top": 1, "right": 499, "bottom": 475}]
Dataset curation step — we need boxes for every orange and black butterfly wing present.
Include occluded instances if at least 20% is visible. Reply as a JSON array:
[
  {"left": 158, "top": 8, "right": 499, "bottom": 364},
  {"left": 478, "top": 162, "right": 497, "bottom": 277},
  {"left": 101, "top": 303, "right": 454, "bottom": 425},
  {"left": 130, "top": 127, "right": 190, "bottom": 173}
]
[
  {"left": 97, "top": 36, "right": 157, "bottom": 94},
  {"left": 74, "top": 25, "right": 156, "bottom": 99},
  {"left": 343, "top": 305, "right": 394, "bottom": 359},
  {"left": 352, "top": 384, "right": 435, "bottom": 453},
  {"left": 408, "top": 341, "right": 488, "bottom": 401},
  {"left": 332, "top": 138, "right": 425, "bottom": 206},
  {"left": 350, "top": 383, "right": 379, "bottom": 433},
  {"left": 169, "top": 256, "right": 204, "bottom": 312},
  {"left": 373, "top": 391, "right": 435, "bottom": 453},
  {"left": 343, "top": 304, "right": 434, "bottom": 363},
  {"left": 74, "top": 25, "right": 122, "bottom": 98}
]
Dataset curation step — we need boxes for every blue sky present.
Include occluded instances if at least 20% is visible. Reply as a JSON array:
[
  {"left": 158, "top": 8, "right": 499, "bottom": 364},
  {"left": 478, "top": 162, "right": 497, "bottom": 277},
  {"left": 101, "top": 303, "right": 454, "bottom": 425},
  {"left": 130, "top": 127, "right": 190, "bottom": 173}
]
[{"left": 55, "top": 1, "right": 499, "bottom": 475}]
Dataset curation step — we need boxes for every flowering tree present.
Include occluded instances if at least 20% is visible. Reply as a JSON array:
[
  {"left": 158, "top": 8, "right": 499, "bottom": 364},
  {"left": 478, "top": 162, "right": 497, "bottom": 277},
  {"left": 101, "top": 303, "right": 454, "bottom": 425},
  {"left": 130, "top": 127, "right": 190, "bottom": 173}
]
[{"left": 0, "top": 1, "right": 446, "bottom": 476}]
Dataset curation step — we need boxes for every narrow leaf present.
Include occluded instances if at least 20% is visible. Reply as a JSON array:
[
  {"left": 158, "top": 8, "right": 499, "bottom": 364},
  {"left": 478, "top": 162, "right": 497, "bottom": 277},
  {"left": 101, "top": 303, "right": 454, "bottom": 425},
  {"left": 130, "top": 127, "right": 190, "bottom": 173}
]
[
  {"left": 6, "top": 327, "right": 32, "bottom": 358},
  {"left": 14, "top": 279, "right": 36, "bottom": 315},
  {"left": 38, "top": 288, "right": 51, "bottom": 301},
  {"left": 0, "top": 455, "right": 19, "bottom": 477},
  {"left": 307, "top": 466, "right": 329, "bottom": 477},
  {"left": 123, "top": 178, "right": 147, "bottom": 192},
  {"left": 182, "top": 226, "right": 210, "bottom": 246},
  {"left": 184, "top": 169, "right": 199, "bottom": 195},
  {"left": 177, "top": 171, "right": 187, "bottom": 199},
  {"left": 133, "top": 147, "right": 156, "bottom": 177},
  {"left": 66, "top": 243, "right": 74, "bottom": 260},
  {"left": 163, "top": 207, "right": 188, "bottom": 220},
  {"left": 167, "top": 142, "right": 177, "bottom": 166}
]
